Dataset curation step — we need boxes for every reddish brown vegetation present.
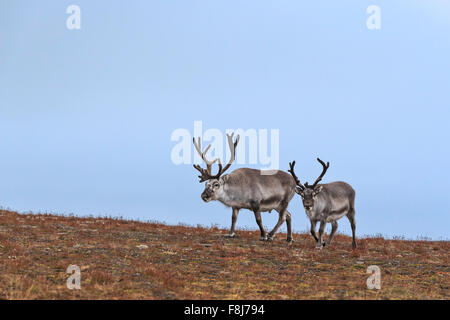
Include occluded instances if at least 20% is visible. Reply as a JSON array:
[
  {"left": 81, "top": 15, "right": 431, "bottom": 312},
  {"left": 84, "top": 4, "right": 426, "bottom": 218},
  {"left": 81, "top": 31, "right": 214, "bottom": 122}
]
[{"left": 0, "top": 209, "right": 448, "bottom": 299}]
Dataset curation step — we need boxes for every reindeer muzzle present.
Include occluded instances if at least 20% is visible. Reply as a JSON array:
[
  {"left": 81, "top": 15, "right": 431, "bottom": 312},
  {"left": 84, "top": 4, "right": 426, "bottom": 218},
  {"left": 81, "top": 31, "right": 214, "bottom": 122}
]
[{"left": 201, "top": 191, "right": 211, "bottom": 202}]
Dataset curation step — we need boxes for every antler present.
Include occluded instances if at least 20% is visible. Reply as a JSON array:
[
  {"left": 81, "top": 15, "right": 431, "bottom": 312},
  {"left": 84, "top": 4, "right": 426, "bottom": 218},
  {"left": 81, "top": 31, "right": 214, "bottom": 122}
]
[
  {"left": 217, "top": 132, "right": 240, "bottom": 175},
  {"left": 192, "top": 133, "right": 240, "bottom": 183},
  {"left": 305, "top": 158, "right": 330, "bottom": 189},
  {"left": 288, "top": 161, "right": 305, "bottom": 191},
  {"left": 192, "top": 137, "right": 219, "bottom": 182}
]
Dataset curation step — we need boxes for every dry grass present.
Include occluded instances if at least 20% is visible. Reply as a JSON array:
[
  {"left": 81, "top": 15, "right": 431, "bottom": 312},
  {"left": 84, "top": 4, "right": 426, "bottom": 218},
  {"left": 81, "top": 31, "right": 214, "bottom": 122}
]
[{"left": 0, "top": 209, "right": 448, "bottom": 300}]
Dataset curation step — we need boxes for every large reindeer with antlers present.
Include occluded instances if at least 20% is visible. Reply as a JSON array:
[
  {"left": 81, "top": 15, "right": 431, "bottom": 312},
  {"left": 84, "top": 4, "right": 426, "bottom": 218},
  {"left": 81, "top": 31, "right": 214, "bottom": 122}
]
[
  {"left": 288, "top": 158, "right": 357, "bottom": 249},
  {"left": 193, "top": 133, "right": 297, "bottom": 242}
]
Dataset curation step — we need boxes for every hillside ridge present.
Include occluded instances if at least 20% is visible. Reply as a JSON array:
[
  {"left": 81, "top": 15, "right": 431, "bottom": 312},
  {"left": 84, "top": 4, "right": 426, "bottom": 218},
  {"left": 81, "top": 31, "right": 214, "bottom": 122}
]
[{"left": 0, "top": 210, "right": 448, "bottom": 299}]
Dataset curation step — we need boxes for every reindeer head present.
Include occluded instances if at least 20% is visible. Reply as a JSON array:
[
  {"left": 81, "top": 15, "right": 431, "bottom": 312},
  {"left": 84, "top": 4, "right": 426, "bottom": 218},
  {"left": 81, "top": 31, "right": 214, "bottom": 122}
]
[
  {"left": 288, "top": 158, "right": 330, "bottom": 211},
  {"left": 192, "top": 133, "right": 240, "bottom": 202}
]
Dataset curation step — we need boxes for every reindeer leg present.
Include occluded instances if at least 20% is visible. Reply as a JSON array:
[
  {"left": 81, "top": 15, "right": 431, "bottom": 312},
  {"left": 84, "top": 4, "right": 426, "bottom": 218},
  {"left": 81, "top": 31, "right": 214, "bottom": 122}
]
[
  {"left": 316, "top": 220, "right": 326, "bottom": 249},
  {"left": 326, "top": 221, "right": 338, "bottom": 246},
  {"left": 347, "top": 210, "right": 357, "bottom": 249},
  {"left": 253, "top": 210, "right": 267, "bottom": 241},
  {"left": 267, "top": 206, "right": 288, "bottom": 241},
  {"left": 285, "top": 210, "right": 293, "bottom": 243},
  {"left": 310, "top": 220, "right": 318, "bottom": 242},
  {"left": 224, "top": 207, "right": 239, "bottom": 238}
]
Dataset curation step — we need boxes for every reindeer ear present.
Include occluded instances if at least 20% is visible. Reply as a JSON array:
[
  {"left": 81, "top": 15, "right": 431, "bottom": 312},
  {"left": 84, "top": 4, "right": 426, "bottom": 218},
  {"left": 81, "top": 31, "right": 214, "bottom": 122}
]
[
  {"left": 220, "top": 174, "right": 229, "bottom": 183},
  {"left": 295, "top": 187, "right": 304, "bottom": 196}
]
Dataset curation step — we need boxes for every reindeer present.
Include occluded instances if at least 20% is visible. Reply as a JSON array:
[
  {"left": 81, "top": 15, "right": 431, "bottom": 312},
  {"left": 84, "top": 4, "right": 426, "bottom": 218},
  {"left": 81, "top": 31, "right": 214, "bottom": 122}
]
[
  {"left": 288, "top": 158, "right": 357, "bottom": 249},
  {"left": 193, "top": 133, "right": 297, "bottom": 242}
]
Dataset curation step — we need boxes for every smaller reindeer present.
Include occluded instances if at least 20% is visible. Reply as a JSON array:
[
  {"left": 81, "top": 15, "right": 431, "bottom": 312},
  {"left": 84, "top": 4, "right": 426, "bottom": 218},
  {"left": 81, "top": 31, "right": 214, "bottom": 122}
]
[{"left": 288, "top": 158, "right": 356, "bottom": 249}]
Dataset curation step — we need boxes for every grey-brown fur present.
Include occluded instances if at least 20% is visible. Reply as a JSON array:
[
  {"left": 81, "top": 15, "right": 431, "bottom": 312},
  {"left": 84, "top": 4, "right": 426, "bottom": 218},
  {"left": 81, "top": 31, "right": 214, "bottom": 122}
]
[
  {"left": 193, "top": 133, "right": 296, "bottom": 242},
  {"left": 289, "top": 159, "right": 357, "bottom": 249},
  {"left": 201, "top": 168, "right": 297, "bottom": 242}
]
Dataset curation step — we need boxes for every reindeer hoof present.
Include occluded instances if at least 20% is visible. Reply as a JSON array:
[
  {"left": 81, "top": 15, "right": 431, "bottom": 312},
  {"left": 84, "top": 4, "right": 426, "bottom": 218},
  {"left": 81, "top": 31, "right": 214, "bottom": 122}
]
[
  {"left": 286, "top": 237, "right": 293, "bottom": 244},
  {"left": 260, "top": 235, "right": 268, "bottom": 241},
  {"left": 224, "top": 233, "right": 235, "bottom": 238},
  {"left": 315, "top": 242, "right": 325, "bottom": 249}
]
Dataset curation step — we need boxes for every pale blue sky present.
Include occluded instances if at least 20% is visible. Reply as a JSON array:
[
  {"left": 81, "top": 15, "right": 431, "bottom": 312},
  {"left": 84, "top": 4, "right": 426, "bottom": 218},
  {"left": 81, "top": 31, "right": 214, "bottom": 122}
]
[{"left": 0, "top": 1, "right": 449, "bottom": 239}]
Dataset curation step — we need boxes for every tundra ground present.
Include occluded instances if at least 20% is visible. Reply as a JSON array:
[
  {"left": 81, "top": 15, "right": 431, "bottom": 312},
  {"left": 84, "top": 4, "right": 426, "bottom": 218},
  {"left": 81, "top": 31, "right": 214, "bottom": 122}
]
[{"left": 0, "top": 209, "right": 448, "bottom": 299}]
